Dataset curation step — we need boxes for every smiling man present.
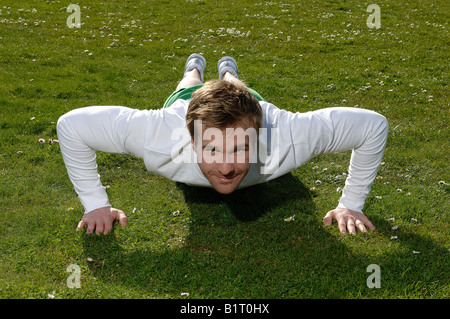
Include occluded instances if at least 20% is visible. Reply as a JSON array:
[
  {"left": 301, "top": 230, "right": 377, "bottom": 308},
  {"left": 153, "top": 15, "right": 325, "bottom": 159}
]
[
  {"left": 193, "top": 121, "right": 255, "bottom": 194},
  {"left": 57, "top": 53, "right": 388, "bottom": 236},
  {"left": 187, "top": 78, "right": 262, "bottom": 195}
]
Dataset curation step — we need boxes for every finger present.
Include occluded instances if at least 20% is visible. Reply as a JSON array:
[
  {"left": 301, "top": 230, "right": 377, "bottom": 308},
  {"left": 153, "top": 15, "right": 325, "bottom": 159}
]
[
  {"left": 323, "top": 211, "right": 334, "bottom": 226},
  {"left": 360, "top": 215, "right": 375, "bottom": 231},
  {"left": 76, "top": 220, "right": 86, "bottom": 231},
  {"left": 365, "top": 220, "right": 375, "bottom": 231},
  {"left": 355, "top": 220, "right": 367, "bottom": 233},
  {"left": 86, "top": 221, "right": 96, "bottom": 235},
  {"left": 347, "top": 218, "right": 356, "bottom": 235},
  {"left": 95, "top": 222, "right": 104, "bottom": 235},
  {"left": 337, "top": 218, "right": 347, "bottom": 234},
  {"left": 103, "top": 222, "right": 113, "bottom": 235},
  {"left": 116, "top": 210, "right": 128, "bottom": 227}
]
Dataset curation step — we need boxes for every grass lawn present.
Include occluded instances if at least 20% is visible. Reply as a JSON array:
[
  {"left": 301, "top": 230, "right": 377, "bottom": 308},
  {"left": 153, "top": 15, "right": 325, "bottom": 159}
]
[{"left": 0, "top": 0, "right": 448, "bottom": 299}]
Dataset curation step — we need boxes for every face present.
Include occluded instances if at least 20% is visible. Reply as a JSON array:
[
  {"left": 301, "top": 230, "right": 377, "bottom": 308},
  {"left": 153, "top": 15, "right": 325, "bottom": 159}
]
[{"left": 191, "top": 121, "right": 256, "bottom": 194}]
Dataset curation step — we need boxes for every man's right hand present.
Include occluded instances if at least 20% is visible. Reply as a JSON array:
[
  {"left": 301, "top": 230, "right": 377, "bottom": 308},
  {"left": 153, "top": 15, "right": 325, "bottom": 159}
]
[{"left": 76, "top": 206, "right": 128, "bottom": 235}]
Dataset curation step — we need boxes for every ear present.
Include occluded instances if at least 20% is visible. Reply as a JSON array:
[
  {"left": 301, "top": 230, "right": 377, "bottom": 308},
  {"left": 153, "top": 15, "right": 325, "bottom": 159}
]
[{"left": 191, "top": 136, "right": 195, "bottom": 150}]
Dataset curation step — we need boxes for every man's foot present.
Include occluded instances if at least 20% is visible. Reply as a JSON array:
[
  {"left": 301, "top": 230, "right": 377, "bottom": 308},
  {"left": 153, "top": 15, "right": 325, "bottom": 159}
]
[
  {"left": 218, "top": 56, "right": 239, "bottom": 80},
  {"left": 184, "top": 53, "right": 206, "bottom": 83}
]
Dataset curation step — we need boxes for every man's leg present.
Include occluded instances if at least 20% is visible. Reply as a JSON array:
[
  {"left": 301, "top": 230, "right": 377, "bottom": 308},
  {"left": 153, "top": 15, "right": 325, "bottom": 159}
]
[
  {"left": 176, "top": 53, "right": 206, "bottom": 90},
  {"left": 218, "top": 56, "right": 246, "bottom": 89},
  {"left": 163, "top": 54, "right": 206, "bottom": 108},
  {"left": 222, "top": 71, "right": 248, "bottom": 90},
  {"left": 219, "top": 56, "right": 266, "bottom": 102},
  {"left": 176, "top": 68, "right": 203, "bottom": 91}
]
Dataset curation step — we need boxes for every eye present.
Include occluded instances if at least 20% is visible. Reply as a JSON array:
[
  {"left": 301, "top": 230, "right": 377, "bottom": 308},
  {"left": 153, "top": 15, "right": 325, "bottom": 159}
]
[{"left": 235, "top": 145, "right": 248, "bottom": 153}]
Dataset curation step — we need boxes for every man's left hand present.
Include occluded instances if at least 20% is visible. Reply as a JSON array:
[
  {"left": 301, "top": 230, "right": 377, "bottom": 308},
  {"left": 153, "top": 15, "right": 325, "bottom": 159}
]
[{"left": 323, "top": 208, "right": 375, "bottom": 235}]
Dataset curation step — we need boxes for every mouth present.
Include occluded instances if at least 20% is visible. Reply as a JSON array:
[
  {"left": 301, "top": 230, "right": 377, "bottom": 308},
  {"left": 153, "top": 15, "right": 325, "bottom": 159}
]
[{"left": 214, "top": 175, "right": 236, "bottom": 184}]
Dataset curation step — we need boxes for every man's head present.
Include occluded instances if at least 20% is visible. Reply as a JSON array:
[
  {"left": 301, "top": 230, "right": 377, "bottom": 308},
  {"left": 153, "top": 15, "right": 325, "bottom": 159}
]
[{"left": 186, "top": 80, "right": 263, "bottom": 194}]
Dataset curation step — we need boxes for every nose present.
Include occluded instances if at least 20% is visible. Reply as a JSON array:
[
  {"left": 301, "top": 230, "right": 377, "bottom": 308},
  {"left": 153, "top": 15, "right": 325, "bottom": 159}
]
[{"left": 217, "top": 154, "right": 235, "bottom": 176}]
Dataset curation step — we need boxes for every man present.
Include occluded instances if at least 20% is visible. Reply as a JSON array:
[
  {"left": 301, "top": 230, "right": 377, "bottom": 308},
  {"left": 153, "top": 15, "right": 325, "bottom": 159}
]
[{"left": 57, "top": 53, "right": 388, "bottom": 236}]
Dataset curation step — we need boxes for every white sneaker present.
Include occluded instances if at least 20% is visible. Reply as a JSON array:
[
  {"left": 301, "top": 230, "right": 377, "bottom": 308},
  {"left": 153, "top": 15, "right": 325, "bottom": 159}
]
[
  {"left": 218, "top": 56, "right": 239, "bottom": 80},
  {"left": 184, "top": 53, "right": 206, "bottom": 82}
]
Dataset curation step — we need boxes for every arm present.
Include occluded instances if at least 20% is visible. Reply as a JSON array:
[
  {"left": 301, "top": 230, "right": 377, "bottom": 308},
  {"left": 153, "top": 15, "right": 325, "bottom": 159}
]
[
  {"left": 323, "top": 108, "right": 389, "bottom": 214},
  {"left": 290, "top": 107, "right": 389, "bottom": 233},
  {"left": 327, "top": 108, "right": 388, "bottom": 234},
  {"left": 57, "top": 106, "right": 148, "bottom": 234}
]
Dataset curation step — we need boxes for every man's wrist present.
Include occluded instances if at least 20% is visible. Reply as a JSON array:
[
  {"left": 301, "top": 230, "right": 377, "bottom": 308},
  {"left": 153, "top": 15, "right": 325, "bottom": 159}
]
[{"left": 78, "top": 188, "right": 111, "bottom": 214}]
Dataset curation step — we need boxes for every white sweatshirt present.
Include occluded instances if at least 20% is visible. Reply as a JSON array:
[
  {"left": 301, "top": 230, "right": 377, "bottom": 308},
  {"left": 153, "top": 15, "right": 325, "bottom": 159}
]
[{"left": 57, "top": 100, "right": 388, "bottom": 214}]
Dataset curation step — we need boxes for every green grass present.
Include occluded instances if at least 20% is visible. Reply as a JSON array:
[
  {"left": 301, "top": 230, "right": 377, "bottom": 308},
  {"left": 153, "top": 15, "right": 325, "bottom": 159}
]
[{"left": 0, "top": 0, "right": 448, "bottom": 299}]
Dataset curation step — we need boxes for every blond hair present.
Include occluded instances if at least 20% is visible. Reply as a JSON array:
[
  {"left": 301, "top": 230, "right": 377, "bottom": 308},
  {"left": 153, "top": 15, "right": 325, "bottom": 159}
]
[{"left": 186, "top": 80, "right": 263, "bottom": 137}]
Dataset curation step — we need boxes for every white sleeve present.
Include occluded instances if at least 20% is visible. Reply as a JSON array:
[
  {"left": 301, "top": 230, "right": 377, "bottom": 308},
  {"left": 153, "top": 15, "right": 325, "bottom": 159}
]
[
  {"left": 290, "top": 107, "right": 389, "bottom": 213},
  {"left": 57, "top": 106, "right": 149, "bottom": 214}
]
